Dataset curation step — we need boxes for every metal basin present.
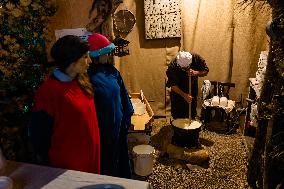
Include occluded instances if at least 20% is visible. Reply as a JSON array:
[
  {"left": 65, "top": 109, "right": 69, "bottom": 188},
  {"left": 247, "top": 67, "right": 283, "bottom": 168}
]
[{"left": 171, "top": 118, "right": 202, "bottom": 148}]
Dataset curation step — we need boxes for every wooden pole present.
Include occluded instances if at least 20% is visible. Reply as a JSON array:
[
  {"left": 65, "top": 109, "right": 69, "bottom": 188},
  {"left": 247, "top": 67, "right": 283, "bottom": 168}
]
[{"left": 189, "top": 76, "right": 192, "bottom": 122}]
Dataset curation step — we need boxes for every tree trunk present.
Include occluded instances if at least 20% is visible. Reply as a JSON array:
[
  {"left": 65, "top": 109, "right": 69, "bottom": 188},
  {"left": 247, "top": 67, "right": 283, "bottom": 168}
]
[{"left": 247, "top": 1, "right": 284, "bottom": 188}]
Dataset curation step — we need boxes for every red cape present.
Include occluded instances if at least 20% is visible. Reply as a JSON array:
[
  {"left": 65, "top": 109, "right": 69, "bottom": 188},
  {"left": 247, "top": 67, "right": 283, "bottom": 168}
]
[{"left": 33, "top": 78, "right": 100, "bottom": 173}]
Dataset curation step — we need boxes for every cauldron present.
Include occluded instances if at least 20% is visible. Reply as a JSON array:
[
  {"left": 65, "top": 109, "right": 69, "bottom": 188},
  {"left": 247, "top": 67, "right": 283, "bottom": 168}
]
[{"left": 171, "top": 119, "right": 202, "bottom": 148}]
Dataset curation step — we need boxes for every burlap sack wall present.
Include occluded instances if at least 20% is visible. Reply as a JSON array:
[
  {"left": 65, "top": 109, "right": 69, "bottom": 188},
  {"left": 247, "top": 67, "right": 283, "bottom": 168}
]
[
  {"left": 49, "top": 0, "right": 271, "bottom": 117},
  {"left": 120, "top": 0, "right": 271, "bottom": 116},
  {"left": 47, "top": 0, "right": 93, "bottom": 57},
  {"left": 231, "top": 2, "right": 270, "bottom": 100},
  {"left": 116, "top": 0, "right": 180, "bottom": 116},
  {"left": 182, "top": 0, "right": 270, "bottom": 113}
]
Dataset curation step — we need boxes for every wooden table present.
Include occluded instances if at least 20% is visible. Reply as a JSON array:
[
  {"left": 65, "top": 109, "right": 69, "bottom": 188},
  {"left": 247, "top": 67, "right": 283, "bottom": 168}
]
[
  {"left": 202, "top": 105, "right": 235, "bottom": 132},
  {"left": 2, "top": 161, "right": 152, "bottom": 189}
]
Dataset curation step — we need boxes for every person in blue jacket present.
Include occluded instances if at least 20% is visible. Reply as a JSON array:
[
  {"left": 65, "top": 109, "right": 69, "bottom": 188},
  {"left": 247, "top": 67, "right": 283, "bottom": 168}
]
[{"left": 87, "top": 33, "right": 134, "bottom": 178}]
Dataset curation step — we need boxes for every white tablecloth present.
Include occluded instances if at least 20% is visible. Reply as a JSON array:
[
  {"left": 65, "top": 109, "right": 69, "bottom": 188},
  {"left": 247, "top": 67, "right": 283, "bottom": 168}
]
[{"left": 2, "top": 161, "right": 152, "bottom": 189}]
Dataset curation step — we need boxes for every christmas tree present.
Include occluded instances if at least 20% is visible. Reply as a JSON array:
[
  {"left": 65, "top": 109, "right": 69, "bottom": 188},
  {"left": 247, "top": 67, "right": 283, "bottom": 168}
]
[{"left": 0, "top": 0, "right": 57, "bottom": 161}]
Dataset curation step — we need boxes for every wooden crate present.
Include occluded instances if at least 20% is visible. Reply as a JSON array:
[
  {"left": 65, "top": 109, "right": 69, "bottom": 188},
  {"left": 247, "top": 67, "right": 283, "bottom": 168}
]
[{"left": 130, "top": 93, "right": 154, "bottom": 131}]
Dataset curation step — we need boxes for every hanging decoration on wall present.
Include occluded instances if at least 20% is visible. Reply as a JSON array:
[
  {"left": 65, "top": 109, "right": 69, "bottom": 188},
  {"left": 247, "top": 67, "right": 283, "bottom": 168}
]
[
  {"left": 112, "top": 9, "right": 134, "bottom": 57},
  {"left": 113, "top": 0, "right": 124, "bottom": 11},
  {"left": 114, "top": 0, "right": 124, "bottom": 3},
  {"left": 86, "top": 0, "right": 113, "bottom": 32},
  {"left": 112, "top": 35, "right": 130, "bottom": 57},
  {"left": 144, "top": 0, "right": 181, "bottom": 39},
  {"left": 113, "top": 10, "right": 136, "bottom": 34},
  {"left": 86, "top": 0, "right": 124, "bottom": 33}
]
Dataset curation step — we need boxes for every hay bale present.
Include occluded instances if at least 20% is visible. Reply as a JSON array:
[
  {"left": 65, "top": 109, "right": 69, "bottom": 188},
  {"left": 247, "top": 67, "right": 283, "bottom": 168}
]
[{"left": 151, "top": 124, "right": 173, "bottom": 153}]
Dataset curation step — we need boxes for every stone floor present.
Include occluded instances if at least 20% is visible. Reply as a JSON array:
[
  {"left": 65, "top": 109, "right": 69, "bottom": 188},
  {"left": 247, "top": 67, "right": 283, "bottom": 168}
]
[{"left": 133, "top": 118, "right": 251, "bottom": 189}]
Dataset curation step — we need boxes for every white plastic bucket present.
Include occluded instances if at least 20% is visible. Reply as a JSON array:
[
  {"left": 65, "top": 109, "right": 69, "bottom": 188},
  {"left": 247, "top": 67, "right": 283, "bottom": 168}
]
[{"left": 132, "top": 145, "right": 155, "bottom": 176}]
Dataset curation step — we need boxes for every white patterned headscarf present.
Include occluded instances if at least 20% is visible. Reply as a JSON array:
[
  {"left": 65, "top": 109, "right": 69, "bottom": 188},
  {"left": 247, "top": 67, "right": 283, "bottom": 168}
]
[{"left": 176, "top": 51, "right": 192, "bottom": 68}]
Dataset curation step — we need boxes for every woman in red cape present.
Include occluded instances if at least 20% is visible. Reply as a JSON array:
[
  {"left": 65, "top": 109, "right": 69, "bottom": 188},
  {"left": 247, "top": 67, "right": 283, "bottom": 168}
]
[{"left": 29, "top": 35, "right": 100, "bottom": 174}]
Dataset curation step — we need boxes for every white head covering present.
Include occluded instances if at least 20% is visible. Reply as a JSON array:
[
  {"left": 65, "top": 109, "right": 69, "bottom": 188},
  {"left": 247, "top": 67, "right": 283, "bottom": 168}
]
[{"left": 176, "top": 51, "right": 192, "bottom": 68}]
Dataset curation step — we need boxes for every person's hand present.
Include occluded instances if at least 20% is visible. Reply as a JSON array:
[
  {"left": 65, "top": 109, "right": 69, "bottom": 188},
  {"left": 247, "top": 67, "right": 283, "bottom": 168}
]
[
  {"left": 183, "top": 94, "right": 193, "bottom": 103},
  {"left": 188, "top": 69, "right": 199, "bottom": 76}
]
